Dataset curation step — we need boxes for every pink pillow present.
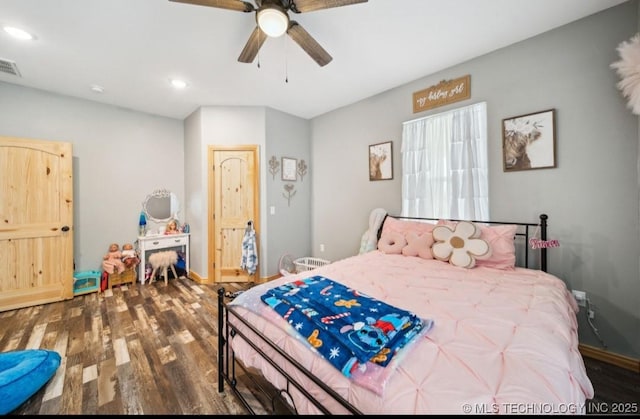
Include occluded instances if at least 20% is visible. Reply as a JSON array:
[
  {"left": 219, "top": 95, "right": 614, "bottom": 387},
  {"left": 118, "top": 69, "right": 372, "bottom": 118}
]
[
  {"left": 381, "top": 216, "right": 436, "bottom": 237},
  {"left": 380, "top": 217, "right": 436, "bottom": 259},
  {"left": 377, "top": 232, "right": 407, "bottom": 254},
  {"left": 475, "top": 224, "right": 517, "bottom": 270},
  {"left": 402, "top": 231, "right": 434, "bottom": 259}
]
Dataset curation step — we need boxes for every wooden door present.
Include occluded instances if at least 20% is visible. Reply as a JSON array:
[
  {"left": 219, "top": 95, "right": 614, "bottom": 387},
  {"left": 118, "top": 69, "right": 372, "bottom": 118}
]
[
  {"left": 209, "top": 146, "right": 259, "bottom": 283},
  {"left": 0, "top": 136, "right": 74, "bottom": 312}
]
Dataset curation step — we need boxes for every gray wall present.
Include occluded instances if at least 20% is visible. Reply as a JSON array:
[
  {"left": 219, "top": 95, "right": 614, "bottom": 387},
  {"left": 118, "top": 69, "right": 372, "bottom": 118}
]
[
  {"left": 184, "top": 106, "right": 266, "bottom": 278},
  {"left": 182, "top": 106, "right": 311, "bottom": 278},
  {"left": 183, "top": 108, "right": 204, "bottom": 276},
  {"left": 0, "top": 82, "right": 184, "bottom": 272},
  {"left": 0, "top": 86, "right": 311, "bottom": 282},
  {"left": 310, "top": 1, "right": 640, "bottom": 359},
  {"left": 264, "top": 107, "right": 312, "bottom": 275}
]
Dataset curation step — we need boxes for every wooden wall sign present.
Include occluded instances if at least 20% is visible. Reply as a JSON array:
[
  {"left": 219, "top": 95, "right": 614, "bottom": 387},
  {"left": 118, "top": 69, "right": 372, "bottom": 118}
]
[{"left": 412, "top": 75, "right": 471, "bottom": 113}]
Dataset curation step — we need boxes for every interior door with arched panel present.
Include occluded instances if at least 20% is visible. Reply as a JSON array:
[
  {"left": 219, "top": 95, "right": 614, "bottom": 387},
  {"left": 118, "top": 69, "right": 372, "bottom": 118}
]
[
  {"left": 209, "top": 146, "right": 259, "bottom": 283},
  {"left": 0, "top": 136, "right": 74, "bottom": 311}
]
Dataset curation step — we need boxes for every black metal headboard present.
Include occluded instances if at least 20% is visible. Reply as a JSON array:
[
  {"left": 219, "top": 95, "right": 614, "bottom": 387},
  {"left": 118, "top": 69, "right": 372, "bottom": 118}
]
[{"left": 377, "top": 213, "right": 548, "bottom": 272}]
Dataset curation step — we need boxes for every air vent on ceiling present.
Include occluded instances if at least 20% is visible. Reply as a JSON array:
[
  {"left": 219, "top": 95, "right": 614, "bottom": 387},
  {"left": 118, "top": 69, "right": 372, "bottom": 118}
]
[{"left": 0, "top": 58, "right": 22, "bottom": 77}]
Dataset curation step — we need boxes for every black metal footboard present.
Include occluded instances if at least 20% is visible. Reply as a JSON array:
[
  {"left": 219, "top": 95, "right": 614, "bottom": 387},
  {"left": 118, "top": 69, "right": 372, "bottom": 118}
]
[{"left": 217, "top": 287, "right": 363, "bottom": 415}]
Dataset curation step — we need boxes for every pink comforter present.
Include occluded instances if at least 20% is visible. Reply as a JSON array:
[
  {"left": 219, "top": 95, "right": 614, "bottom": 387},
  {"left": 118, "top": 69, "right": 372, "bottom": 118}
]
[{"left": 228, "top": 251, "right": 594, "bottom": 414}]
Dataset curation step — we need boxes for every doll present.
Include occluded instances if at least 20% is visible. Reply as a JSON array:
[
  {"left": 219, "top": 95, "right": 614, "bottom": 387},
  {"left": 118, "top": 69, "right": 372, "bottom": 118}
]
[
  {"left": 121, "top": 243, "right": 140, "bottom": 270},
  {"left": 102, "top": 243, "right": 125, "bottom": 274},
  {"left": 165, "top": 219, "right": 180, "bottom": 235}
]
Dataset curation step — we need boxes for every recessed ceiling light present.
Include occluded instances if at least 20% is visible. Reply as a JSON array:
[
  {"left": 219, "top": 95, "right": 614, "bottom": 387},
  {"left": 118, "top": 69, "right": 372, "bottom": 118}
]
[
  {"left": 170, "top": 79, "right": 188, "bottom": 89},
  {"left": 90, "top": 85, "right": 104, "bottom": 93},
  {"left": 3, "top": 26, "right": 35, "bottom": 41}
]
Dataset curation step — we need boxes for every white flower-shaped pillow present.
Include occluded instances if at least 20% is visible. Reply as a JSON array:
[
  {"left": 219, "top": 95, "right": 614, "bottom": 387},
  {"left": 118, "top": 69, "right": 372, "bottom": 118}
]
[{"left": 431, "top": 221, "right": 491, "bottom": 268}]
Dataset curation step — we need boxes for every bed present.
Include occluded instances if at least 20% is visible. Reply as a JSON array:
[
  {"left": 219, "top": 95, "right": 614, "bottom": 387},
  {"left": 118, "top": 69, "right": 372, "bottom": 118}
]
[{"left": 217, "top": 214, "right": 594, "bottom": 415}]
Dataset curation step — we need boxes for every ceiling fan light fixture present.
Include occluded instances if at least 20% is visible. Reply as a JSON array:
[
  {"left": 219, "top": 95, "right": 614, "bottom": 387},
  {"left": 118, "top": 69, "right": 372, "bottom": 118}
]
[{"left": 257, "top": 6, "right": 288, "bottom": 38}]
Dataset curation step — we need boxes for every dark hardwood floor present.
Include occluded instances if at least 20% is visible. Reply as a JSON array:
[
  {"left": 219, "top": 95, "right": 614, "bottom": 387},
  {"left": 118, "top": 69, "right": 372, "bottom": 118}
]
[
  {"left": 1, "top": 277, "right": 255, "bottom": 415},
  {"left": 1, "top": 277, "right": 638, "bottom": 415},
  {"left": 582, "top": 356, "right": 640, "bottom": 415}
]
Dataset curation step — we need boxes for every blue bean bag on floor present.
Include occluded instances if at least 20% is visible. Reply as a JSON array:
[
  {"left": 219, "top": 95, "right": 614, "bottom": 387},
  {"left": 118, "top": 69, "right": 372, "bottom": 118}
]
[{"left": 0, "top": 349, "right": 61, "bottom": 414}]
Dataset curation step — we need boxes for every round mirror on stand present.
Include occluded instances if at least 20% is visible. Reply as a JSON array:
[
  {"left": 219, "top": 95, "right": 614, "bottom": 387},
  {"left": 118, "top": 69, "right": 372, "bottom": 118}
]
[{"left": 142, "top": 189, "right": 180, "bottom": 224}]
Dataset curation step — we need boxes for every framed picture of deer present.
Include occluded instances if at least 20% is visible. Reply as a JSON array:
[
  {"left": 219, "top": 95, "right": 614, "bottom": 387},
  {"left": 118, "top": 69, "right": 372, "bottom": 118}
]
[
  {"left": 502, "top": 109, "right": 556, "bottom": 172},
  {"left": 369, "top": 141, "right": 393, "bottom": 181}
]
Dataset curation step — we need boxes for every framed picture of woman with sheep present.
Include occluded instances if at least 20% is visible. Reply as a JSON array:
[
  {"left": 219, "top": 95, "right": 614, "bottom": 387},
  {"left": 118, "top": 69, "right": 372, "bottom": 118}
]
[{"left": 502, "top": 108, "right": 556, "bottom": 172}]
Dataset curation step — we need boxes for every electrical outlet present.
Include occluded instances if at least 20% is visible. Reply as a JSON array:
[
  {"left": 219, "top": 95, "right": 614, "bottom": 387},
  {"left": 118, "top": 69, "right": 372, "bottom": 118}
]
[
  {"left": 572, "top": 290, "right": 587, "bottom": 307},
  {"left": 320, "top": 244, "right": 325, "bottom": 252},
  {"left": 588, "top": 309, "right": 595, "bottom": 319}
]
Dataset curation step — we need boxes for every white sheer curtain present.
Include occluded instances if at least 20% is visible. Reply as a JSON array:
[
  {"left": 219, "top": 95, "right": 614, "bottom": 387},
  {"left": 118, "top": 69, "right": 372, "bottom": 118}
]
[{"left": 401, "top": 101, "right": 489, "bottom": 220}]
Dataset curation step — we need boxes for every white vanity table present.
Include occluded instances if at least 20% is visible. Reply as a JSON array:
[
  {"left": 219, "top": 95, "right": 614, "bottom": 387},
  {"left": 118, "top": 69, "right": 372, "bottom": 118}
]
[{"left": 137, "top": 233, "right": 190, "bottom": 284}]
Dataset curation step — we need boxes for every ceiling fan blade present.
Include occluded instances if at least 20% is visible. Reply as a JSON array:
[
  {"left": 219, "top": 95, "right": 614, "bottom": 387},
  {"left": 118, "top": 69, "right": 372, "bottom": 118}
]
[
  {"left": 168, "top": 0, "right": 255, "bottom": 13},
  {"left": 238, "top": 26, "right": 268, "bottom": 63},
  {"left": 290, "top": 0, "right": 368, "bottom": 13},
  {"left": 287, "top": 21, "right": 332, "bottom": 67}
]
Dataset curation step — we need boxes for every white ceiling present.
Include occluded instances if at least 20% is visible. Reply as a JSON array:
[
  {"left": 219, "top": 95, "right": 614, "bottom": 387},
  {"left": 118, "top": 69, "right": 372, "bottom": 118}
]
[{"left": 0, "top": 0, "right": 628, "bottom": 120}]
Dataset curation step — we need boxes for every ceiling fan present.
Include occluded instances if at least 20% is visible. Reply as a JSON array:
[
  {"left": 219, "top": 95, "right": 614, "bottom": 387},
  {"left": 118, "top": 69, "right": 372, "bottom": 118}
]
[{"left": 169, "top": 0, "right": 368, "bottom": 67}]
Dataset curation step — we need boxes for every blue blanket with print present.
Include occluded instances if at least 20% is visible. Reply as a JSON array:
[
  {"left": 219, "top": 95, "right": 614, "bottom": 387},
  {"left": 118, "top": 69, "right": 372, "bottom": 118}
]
[{"left": 261, "top": 275, "right": 432, "bottom": 378}]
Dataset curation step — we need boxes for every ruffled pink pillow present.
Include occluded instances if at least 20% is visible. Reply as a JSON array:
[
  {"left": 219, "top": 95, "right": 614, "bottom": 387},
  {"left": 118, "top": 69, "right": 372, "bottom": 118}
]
[{"left": 377, "top": 232, "right": 407, "bottom": 254}]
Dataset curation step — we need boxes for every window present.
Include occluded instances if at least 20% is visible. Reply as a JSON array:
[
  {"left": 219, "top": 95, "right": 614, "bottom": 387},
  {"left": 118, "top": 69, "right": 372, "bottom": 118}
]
[{"left": 401, "top": 101, "right": 488, "bottom": 220}]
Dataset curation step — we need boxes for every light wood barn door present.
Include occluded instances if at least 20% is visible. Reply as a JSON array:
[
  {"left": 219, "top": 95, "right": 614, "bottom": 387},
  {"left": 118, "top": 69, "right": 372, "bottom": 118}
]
[
  {"left": 209, "top": 146, "right": 259, "bottom": 283},
  {"left": 0, "top": 136, "right": 74, "bottom": 312}
]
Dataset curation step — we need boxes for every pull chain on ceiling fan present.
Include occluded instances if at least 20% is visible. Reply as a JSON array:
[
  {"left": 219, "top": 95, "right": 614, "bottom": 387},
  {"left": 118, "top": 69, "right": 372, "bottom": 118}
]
[{"left": 169, "top": 0, "right": 369, "bottom": 67}]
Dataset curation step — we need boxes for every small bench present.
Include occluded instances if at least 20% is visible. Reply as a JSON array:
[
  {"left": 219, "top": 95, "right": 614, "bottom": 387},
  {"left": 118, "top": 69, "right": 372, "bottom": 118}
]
[{"left": 109, "top": 267, "right": 136, "bottom": 289}]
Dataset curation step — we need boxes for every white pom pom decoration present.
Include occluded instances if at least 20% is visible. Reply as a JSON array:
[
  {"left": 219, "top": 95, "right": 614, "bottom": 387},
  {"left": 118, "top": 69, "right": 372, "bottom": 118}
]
[{"left": 611, "top": 33, "right": 640, "bottom": 115}]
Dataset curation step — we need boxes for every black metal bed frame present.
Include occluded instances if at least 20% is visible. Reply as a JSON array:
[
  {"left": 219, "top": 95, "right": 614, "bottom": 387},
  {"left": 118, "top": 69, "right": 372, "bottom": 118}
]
[{"left": 217, "top": 214, "right": 549, "bottom": 415}]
